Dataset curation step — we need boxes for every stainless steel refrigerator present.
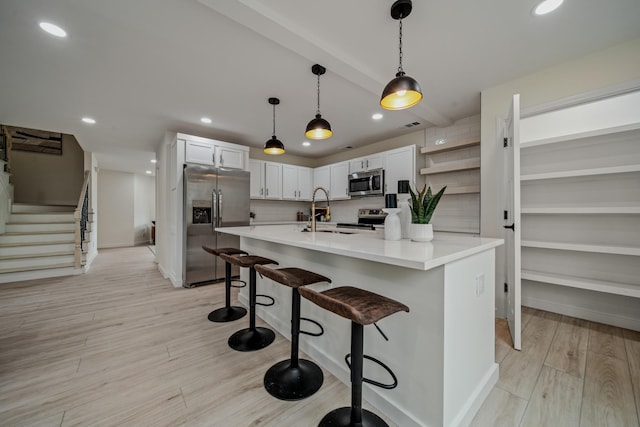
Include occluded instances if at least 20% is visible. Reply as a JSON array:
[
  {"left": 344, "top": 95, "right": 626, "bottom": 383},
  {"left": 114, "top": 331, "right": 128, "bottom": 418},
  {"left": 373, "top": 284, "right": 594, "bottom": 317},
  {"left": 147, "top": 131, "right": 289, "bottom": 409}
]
[{"left": 183, "top": 164, "right": 250, "bottom": 287}]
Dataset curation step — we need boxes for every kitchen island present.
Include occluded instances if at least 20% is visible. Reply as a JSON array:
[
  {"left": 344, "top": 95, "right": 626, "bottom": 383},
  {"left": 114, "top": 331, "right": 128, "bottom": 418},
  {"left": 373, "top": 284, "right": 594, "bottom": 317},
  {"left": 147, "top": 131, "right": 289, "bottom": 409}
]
[{"left": 217, "top": 224, "right": 503, "bottom": 427}]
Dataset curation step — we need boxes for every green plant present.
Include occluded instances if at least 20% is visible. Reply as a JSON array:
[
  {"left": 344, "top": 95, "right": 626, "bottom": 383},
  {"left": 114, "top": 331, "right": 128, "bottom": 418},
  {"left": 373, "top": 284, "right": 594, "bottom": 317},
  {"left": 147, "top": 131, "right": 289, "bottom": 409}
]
[{"left": 408, "top": 185, "right": 447, "bottom": 224}]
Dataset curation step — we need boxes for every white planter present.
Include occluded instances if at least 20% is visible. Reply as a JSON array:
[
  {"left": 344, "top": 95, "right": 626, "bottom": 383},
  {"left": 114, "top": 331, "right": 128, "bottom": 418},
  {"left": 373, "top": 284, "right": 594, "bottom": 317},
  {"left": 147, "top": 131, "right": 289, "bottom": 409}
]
[{"left": 410, "top": 223, "right": 433, "bottom": 242}]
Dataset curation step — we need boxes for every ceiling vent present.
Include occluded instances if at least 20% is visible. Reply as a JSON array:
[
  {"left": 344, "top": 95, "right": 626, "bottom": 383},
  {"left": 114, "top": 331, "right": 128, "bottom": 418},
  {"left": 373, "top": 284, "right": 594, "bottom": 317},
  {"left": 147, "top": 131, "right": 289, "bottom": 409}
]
[{"left": 404, "top": 121, "right": 421, "bottom": 128}]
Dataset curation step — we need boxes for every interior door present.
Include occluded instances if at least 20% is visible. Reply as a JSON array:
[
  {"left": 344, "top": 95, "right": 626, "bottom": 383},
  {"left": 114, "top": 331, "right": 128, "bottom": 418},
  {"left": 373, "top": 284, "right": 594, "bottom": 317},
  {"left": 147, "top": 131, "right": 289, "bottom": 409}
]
[{"left": 504, "top": 94, "right": 522, "bottom": 350}]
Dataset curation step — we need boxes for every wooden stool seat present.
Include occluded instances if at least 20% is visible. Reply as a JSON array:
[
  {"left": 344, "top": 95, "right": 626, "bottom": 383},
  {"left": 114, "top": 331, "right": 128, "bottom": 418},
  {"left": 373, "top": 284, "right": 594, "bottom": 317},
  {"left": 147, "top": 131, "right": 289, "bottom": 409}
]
[
  {"left": 255, "top": 265, "right": 331, "bottom": 401},
  {"left": 220, "top": 253, "right": 277, "bottom": 268},
  {"left": 201, "top": 246, "right": 249, "bottom": 323},
  {"left": 298, "top": 286, "right": 409, "bottom": 325}
]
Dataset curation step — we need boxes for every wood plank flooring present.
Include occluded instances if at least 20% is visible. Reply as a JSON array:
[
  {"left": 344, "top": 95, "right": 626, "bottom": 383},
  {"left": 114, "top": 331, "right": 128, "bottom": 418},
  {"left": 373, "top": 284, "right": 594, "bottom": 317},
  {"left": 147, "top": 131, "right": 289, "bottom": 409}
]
[{"left": 0, "top": 246, "right": 638, "bottom": 426}]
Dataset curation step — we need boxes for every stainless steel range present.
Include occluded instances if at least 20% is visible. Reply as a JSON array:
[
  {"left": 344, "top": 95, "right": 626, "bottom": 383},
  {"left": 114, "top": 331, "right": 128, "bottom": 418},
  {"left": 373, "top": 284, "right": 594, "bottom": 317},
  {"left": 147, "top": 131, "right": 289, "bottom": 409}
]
[{"left": 336, "top": 209, "right": 386, "bottom": 231}]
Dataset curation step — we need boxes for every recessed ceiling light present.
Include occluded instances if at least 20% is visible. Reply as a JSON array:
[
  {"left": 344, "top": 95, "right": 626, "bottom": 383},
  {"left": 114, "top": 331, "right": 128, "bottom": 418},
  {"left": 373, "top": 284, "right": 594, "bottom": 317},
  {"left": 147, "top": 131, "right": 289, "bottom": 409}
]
[
  {"left": 81, "top": 117, "right": 96, "bottom": 124},
  {"left": 533, "top": 0, "right": 563, "bottom": 15},
  {"left": 372, "top": 113, "right": 383, "bottom": 120},
  {"left": 150, "top": 159, "right": 157, "bottom": 164},
  {"left": 39, "top": 22, "right": 67, "bottom": 38},
  {"left": 145, "top": 170, "right": 152, "bottom": 174},
  {"left": 302, "top": 141, "right": 311, "bottom": 147},
  {"left": 200, "top": 117, "right": 212, "bottom": 124}
]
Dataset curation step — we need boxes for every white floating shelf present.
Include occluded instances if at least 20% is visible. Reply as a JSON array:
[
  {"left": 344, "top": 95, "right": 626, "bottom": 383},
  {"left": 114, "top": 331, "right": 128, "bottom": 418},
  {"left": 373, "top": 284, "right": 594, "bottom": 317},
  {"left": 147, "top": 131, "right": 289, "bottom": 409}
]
[
  {"left": 522, "top": 270, "right": 640, "bottom": 298},
  {"left": 521, "top": 164, "right": 640, "bottom": 181},
  {"left": 521, "top": 206, "right": 640, "bottom": 214},
  {"left": 420, "top": 158, "right": 480, "bottom": 175},
  {"left": 421, "top": 138, "right": 480, "bottom": 154},
  {"left": 521, "top": 122, "right": 640, "bottom": 149},
  {"left": 435, "top": 185, "right": 480, "bottom": 195},
  {"left": 522, "top": 240, "right": 640, "bottom": 256}
]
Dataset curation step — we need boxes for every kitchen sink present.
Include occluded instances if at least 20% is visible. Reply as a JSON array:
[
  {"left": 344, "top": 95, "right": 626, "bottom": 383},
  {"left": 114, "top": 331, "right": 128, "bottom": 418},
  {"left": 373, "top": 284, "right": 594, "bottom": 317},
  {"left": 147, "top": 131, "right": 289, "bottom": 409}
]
[{"left": 301, "top": 228, "right": 355, "bottom": 234}]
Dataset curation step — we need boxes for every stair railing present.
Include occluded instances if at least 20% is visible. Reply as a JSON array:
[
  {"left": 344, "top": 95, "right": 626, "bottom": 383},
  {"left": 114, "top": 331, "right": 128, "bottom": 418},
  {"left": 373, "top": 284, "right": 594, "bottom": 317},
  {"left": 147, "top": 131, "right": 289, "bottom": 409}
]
[{"left": 74, "top": 171, "right": 91, "bottom": 269}]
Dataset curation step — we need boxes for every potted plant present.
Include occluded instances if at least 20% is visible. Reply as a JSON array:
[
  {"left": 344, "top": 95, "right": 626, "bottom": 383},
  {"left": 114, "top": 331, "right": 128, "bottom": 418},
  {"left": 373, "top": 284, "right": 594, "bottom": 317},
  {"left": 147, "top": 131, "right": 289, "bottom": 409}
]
[{"left": 408, "top": 184, "right": 446, "bottom": 242}]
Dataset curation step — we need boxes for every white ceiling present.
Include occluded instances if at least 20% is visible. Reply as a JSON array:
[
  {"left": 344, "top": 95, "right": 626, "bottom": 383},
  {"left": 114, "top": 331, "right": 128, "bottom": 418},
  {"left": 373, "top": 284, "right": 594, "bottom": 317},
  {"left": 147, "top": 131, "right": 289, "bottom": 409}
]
[{"left": 1, "top": 0, "right": 639, "bottom": 176}]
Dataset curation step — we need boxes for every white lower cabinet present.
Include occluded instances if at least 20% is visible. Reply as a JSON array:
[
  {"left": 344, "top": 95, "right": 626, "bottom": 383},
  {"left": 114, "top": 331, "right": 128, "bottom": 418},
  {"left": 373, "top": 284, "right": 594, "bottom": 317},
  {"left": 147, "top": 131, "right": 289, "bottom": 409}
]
[
  {"left": 282, "top": 165, "right": 313, "bottom": 201},
  {"left": 249, "top": 159, "right": 282, "bottom": 199}
]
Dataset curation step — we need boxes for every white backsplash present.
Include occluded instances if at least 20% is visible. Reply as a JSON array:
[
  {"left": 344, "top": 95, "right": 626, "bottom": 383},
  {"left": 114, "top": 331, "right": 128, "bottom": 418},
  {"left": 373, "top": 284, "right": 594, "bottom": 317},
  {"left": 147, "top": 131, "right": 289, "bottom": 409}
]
[{"left": 250, "top": 196, "right": 386, "bottom": 224}]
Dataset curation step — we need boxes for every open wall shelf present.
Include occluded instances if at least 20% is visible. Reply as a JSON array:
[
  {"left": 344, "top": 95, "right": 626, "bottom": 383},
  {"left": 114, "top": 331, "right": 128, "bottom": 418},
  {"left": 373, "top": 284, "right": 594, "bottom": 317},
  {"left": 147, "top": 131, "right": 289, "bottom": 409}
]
[
  {"left": 420, "top": 158, "right": 480, "bottom": 175},
  {"left": 522, "top": 270, "right": 640, "bottom": 298},
  {"left": 420, "top": 138, "right": 479, "bottom": 154},
  {"left": 522, "top": 240, "right": 640, "bottom": 256}
]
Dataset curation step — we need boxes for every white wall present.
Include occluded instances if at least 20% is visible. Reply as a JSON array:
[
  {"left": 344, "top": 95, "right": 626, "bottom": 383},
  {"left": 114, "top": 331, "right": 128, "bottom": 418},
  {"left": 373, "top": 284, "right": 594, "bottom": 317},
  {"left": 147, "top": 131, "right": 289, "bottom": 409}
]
[
  {"left": 10, "top": 133, "right": 84, "bottom": 205},
  {"left": 97, "top": 169, "right": 155, "bottom": 249},
  {"left": 480, "top": 36, "right": 640, "bottom": 317},
  {"left": 134, "top": 174, "right": 155, "bottom": 245}
]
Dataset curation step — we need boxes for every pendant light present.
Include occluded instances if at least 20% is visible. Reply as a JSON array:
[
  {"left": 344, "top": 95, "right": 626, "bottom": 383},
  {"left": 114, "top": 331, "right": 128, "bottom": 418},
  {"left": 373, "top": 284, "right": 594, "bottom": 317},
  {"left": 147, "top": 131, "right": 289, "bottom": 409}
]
[
  {"left": 380, "top": 0, "right": 423, "bottom": 111},
  {"left": 305, "top": 64, "right": 333, "bottom": 140},
  {"left": 264, "top": 97, "right": 285, "bottom": 155}
]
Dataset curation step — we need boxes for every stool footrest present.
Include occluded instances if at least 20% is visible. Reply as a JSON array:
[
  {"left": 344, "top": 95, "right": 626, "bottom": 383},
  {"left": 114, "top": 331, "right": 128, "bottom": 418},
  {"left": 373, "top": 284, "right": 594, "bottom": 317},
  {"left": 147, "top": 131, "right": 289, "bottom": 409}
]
[
  {"left": 299, "top": 317, "right": 324, "bottom": 337},
  {"left": 345, "top": 353, "right": 398, "bottom": 390},
  {"left": 230, "top": 279, "right": 246, "bottom": 289},
  {"left": 256, "top": 294, "right": 275, "bottom": 306}
]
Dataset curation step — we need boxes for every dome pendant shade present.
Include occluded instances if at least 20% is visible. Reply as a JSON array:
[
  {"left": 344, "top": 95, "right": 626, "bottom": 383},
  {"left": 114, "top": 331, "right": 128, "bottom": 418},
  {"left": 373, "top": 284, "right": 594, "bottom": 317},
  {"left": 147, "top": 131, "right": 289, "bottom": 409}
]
[
  {"left": 306, "top": 64, "right": 332, "bottom": 140},
  {"left": 380, "top": 0, "right": 423, "bottom": 111},
  {"left": 263, "top": 97, "right": 285, "bottom": 155},
  {"left": 264, "top": 136, "right": 285, "bottom": 155},
  {"left": 305, "top": 114, "right": 333, "bottom": 139},
  {"left": 380, "top": 72, "right": 423, "bottom": 110}
]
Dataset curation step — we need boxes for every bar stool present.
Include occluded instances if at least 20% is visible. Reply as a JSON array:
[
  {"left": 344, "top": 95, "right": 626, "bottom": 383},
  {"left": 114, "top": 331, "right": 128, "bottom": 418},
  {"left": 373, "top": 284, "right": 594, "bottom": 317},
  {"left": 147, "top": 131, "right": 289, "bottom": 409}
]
[
  {"left": 298, "top": 286, "right": 409, "bottom": 427},
  {"left": 254, "top": 265, "right": 331, "bottom": 401},
  {"left": 219, "top": 253, "right": 278, "bottom": 352},
  {"left": 202, "top": 246, "right": 248, "bottom": 323}
]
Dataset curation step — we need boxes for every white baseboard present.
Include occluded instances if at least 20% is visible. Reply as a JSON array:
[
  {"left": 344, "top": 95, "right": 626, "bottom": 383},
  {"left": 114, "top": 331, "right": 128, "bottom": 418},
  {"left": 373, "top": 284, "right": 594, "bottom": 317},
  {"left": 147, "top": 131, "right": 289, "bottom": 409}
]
[
  {"left": 522, "top": 295, "right": 640, "bottom": 331},
  {"left": 157, "top": 263, "right": 182, "bottom": 288}
]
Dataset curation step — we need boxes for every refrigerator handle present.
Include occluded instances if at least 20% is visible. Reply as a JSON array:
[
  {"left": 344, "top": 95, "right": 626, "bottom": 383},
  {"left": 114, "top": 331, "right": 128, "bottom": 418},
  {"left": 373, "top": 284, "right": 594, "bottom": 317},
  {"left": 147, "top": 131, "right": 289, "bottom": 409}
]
[
  {"left": 212, "top": 190, "right": 217, "bottom": 230},
  {"left": 217, "top": 190, "right": 223, "bottom": 227}
]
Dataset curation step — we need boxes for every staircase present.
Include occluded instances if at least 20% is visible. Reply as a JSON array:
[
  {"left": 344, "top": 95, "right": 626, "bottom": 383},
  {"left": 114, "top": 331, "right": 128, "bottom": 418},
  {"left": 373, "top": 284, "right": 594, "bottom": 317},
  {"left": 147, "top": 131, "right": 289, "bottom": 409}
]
[{"left": 0, "top": 203, "right": 86, "bottom": 283}]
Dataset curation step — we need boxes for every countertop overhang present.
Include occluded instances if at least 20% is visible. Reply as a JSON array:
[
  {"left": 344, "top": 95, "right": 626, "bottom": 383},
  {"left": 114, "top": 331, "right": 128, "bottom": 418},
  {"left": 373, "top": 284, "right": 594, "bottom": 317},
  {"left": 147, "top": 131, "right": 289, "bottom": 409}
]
[{"left": 216, "top": 224, "right": 503, "bottom": 271}]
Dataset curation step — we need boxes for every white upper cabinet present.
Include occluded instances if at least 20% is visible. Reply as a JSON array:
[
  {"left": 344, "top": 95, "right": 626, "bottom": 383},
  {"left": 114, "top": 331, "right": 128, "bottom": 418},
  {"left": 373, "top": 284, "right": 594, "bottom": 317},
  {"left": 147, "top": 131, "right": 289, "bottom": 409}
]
[
  {"left": 282, "top": 165, "right": 313, "bottom": 201},
  {"left": 250, "top": 160, "right": 282, "bottom": 200},
  {"left": 313, "top": 166, "right": 330, "bottom": 196},
  {"left": 185, "top": 140, "right": 215, "bottom": 166},
  {"left": 184, "top": 135, "right": 248, "bottom": 170},
  {"left": 349, "top": 154, "right": 383, "bottom": 173},
  {"left": 383, "top": 145, "right": 415, "bottom": 195},
  {"left": 330, "top": 161, "right": 351, "bottom": 200}
]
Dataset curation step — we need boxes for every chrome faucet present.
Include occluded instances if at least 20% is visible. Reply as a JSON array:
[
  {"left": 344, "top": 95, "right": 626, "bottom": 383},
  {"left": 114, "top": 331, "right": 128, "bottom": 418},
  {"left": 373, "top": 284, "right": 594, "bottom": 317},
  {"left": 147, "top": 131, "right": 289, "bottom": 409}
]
[{"left": 311, "top": 187, "right": 330, "bottom": 232}]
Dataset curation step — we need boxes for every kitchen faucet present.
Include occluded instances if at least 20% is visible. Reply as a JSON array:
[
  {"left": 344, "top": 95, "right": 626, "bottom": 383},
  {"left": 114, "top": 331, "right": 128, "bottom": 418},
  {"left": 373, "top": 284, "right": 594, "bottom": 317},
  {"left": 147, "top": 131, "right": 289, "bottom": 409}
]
[{"left": 310, "top": 187, "right": 330, "bottom": 232}]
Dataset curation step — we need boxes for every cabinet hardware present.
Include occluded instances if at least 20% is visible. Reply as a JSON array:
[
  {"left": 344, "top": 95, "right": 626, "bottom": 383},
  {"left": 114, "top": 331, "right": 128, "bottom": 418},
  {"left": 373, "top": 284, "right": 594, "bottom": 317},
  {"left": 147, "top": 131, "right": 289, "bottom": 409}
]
[{"left": 503, "top": 224, "right": 515, "bottom": 231}]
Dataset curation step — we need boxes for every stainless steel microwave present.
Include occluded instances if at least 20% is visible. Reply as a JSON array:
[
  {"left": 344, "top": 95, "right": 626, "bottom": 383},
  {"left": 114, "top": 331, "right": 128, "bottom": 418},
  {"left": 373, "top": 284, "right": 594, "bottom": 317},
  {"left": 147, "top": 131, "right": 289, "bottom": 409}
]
[{"left": 348, "top": 168, "right": 385, "bottom": 197}]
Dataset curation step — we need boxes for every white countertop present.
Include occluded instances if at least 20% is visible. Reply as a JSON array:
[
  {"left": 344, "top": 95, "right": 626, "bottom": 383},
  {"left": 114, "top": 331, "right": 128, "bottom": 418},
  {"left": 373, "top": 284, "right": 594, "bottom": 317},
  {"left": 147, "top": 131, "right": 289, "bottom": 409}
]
[{"left": 217, "top": 224, "right": 503, "bottom": 271}]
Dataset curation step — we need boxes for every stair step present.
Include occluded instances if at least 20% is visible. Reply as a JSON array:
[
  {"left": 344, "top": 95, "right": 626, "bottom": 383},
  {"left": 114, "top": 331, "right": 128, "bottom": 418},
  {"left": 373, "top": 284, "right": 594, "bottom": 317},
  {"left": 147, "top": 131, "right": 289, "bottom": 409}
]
[
  {"left": 0, "top": 254, "right": 76, "bottom": 270},
  {"left": 0, "top": 244, "right": 76, "bottom": 258},
  {"left": 0, "top": 232, "right": 75, "bottom": 244},
  {"left": 5, "top": 223, "right": 75, "bottom": 233},
  {"left": 0, "top": 264, "right": 80, "bottom": 283},
  {"left": 11, "top": 204, "right": 75, "bottom": 213},
  {"left": 9, "top": 213, "right": 75, "bottom": 223}
]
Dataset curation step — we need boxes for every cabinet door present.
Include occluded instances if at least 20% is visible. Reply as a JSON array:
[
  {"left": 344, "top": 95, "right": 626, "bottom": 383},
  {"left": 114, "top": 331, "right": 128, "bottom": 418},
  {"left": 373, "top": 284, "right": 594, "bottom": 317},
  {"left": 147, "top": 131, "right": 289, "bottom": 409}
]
[
  {"left": 297, "top": 166, "right": 313, "bottom": 201},
  {"left": 365, "top": 154, "right": 383, "bottom": 171},
  {"left": 217, "top": 146, "right": 245, "bottom": 170},
  {"left": 281, "top": 164, "right": 298, "bottom": 200},
  {"left": 384, "top": 146, "right": 415, "bottom": 194},
  {"left": 330, "top": 162, "right": 350, "bottom": 200},
  {"left": 249, "top": 160, "right": 264, "bottom": 199},
  {"left": 349, "top": 158, "right": 366, "bottom": 173},
  {"left": 264, "top": 162, "right": 282, "bottom": 199},
  {"left": 185, "top": 140, "right": 215, "bottom": 165},
  {"left": 314, "top": 166, "right": 330, "bottom": 194}
]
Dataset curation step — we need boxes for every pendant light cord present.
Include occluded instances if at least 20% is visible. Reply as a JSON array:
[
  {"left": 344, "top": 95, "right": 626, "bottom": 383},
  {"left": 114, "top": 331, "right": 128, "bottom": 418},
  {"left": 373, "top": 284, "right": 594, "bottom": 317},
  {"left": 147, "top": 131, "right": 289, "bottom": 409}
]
[
  {"left": 272, "top": 104, "right": 276, "bottom": 137},
  {"left": 316, "top": 73, "right": 321, "bottom": 115},
  {"left": 398, "top": 18, "right": 404, "bottom": 75}
]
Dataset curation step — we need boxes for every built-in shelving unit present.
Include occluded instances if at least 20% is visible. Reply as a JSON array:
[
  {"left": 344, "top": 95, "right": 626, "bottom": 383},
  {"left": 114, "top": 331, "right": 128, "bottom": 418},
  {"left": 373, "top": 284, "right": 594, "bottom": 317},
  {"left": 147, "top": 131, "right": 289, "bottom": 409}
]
[
  {"left": 422, "top": 124, "right": 481, "bottom": 233},
  {"left": 517, "top": 88, "right": 640, "bottom": 329}
]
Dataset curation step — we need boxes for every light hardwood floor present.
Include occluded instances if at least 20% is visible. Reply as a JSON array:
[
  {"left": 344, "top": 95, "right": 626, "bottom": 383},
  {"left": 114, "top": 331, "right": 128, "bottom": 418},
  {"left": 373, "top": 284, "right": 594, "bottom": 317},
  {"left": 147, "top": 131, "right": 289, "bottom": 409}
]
[{"left": 0, "top": 246, "right": 638, "bottom": 426}]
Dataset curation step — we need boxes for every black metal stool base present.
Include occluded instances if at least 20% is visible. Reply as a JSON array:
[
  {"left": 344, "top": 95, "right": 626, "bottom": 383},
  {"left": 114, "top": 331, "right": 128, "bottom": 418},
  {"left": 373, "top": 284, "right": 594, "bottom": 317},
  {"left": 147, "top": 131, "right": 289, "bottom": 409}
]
[
  {"left": 319, "top": 407, "right": 388, "bottom": 427},
  {"left": 228, "top": 327, "right": 275, "bottom": 352},
  {"left": 207, "top": 306, "right": 247, "bottom": 323},
  {"left": 264, "top": 359, "right": 324, "bottom": 401}
]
